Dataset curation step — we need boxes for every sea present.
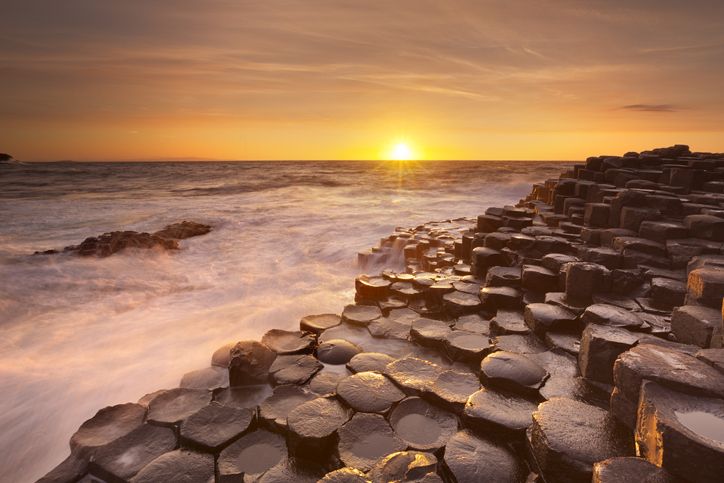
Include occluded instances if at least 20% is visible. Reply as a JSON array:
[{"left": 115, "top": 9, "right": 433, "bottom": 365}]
[{"left": 0, "top": 160, "right": 569, "bottom": 482}]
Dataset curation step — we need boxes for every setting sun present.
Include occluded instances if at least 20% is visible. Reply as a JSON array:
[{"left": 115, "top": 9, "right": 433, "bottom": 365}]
[{"left": 389, "top": 142, "right": 414, "bottom": 161}]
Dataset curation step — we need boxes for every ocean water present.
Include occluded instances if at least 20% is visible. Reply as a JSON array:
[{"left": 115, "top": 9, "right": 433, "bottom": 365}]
[{"left": 0, "top": 160, "right": 568, "bottom": 482}]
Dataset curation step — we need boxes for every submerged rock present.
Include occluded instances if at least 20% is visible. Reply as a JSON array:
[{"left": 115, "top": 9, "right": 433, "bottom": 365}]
[
  {"left": 65, "top": 231, "right": 179, "bottom": 257},
  {"left": 217, "top": 429, "right": 287, "bottom": 481},
  {"left": 389, "top": 397, "right": 458, "bottom": 451},
  {"left": 153, "top": 221, "right": 212, "bottom": 240}
]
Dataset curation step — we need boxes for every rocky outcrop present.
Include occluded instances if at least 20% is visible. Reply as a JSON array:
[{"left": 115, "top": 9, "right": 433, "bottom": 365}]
[
  {"left": 42, "top": 145, "right": 724, "bottom": 482},
  {"left": 36, "top": 220, "right": 212, "bottom": 257}
]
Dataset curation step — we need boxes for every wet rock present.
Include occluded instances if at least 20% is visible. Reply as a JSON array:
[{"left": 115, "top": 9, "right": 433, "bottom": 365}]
[
  {"left": 442, "top": 290, "right": 482, "bottom": 316},
  {"left": 471, "top": 246, "right": 507, "bottom": 277},
  {"left": 410, "top": 317, "right": 452, "bottom": 347},
  {"left": 38, "top": 454, "right": 88, "bottom": 483},
  {"left": 367, "top": 451, "right": 439, "bottom": 483},
  {"left": 523, "top": 303, "right": 578, "bottom": 335},
  {"left": 528, "top": 397, "right": 634, "bottom": 483},
  {"left": 258, "top": 385, "right": 315, "bottom": 430},
  {"left": 671, "top": 304, "right": 722, "bottom": 348},
  {"left": 269, "top": 354, "right": 323, "bottom": 385},
  {"left": 217, "top": 429, "right": 287, "bottom": 481},
  {"left": 528, "top": 349, "right": 580, "bottom": 401},
  {"left": 453, "top": 313, "right": 491, "bottom": 334},
  {"left": 684, "top": 214, "right": 724, "bottom": 241},
  {"left": 491, "top": 334, "right": 548, "bottom": 354},
  {"left": 153, "top": 221, "right": 212, "bottom": 240},
  {"left": 356, "top": 275, "right": 392, "bottom": 299},
  {"left": 347, "top": 352, "right": 395, "bottom": 373},
  {"left": 485, "top": 266, "right": 522, "bottom": 287},
  {"left": 179, "top": 366, "right": 229, "bottom": 391},
  {"left": 255, "top": 456, "right": 326, "bottom": 483},
  {"left": 636, "top": 382, "right": 724, "bottom": 483},
  {"left": 308, "top": 370, "right": 345, "bottom": 396},
  {"left": 317, "top": 339, "right": 363, "bottom": 364},
  {"left": 389, "top": 397, "right": 457, "bottom": 451},
  {"left": 211, "top": 342, "right": 235, "bottom": 368},
  {"left": 445, "top": 330, "right": 490, "bottom": 361},
  {"left": 300, "top": 313, "right": 341, "bottom": 334},
  {"left": 562, "top": 262, "right": 610, "bottom": 304},
  {"left": 229, "top": 340, "right": 277, "bottom": 386},
  {"left": 578, "top": 324, "right": 639, "bottom": 384},
  {"left": 522, "top": 265, "right": 558, "bottom": 292},
  {"left": 338, "top": 413, "right": 406, "bottom": 471},
  {"left": 65, "top": 231, "right": 179, "bottom": 257},
  {"left": 591, "top": 293, "right": 640, "bottom": 311},
  {"left": 592, "top": 456, "right": 675, "bottom": 483},
  {"left": 649, "top": 277, "right": 686, "bottom": 309},
  {"left": 342, "top": 304, "right": 383, "bottom": 326},
  {"left": 491, "top": 309, "right": 530, "bottom": 335},
  {"left": 130, "top": 449, "right": 214, "bottom": 483},
  {"left": 214, "top": 384, "right": 273, "bottom": 409},
  {"left": 544, "top": 332, "right": 581, "bottom": 355},
  {"left": 479, "top": 351, "right": 549, "bottom": 396},
  {"left": 367, "top": 316, "right": 411, "bottom": 339},
  {"left": 479, "top": 286, "right": 522, "bottom": 310},
  {"left": 582, "top": 303, "right": 643, "bottom": 330},
  {"left": 696, "top": 348, "right": 724, "bottom": 374},
  {"left": 639, "top": 220, "right": 688, "bottom": 243},
  {"left": 464, "top": 387, "right": 538, "bottom": 435},
  {"left": 287, "top": 397, "right": 351, "bottom": 448},
  {"left": 384, "top": 357, "right": 443, "bottom": 393},
  {"left": 88, "top": 424, "right": 176, "bottom": 482},
  {"left": 444, "top": 429, "right": 527, "bottom": 483},
  {"left": 541, "top": 253, "right": 579, "bottom": 272},
  {"left": 262, "top": 329, "right": 316, "bottom": 355},
  {"left": 336, "top": 371, "right": 405, "bottom": 413},
  {"left": 427, "top": 369, "right": 480, "bottom": 413},
  {"left": 687, "top": 267, "right": 724, "bottom": 308},
  {"left": 70, "top": 403, "right": 146, "bottom": 453},
  {"left": 613, "top": 343, "right": 724, "bottom": 405},
  {"left": 147, "top": 388, "right": 212, "bottom": 426},
  {"left": 320, "top": 467, "right": 370, "bottom": 482},
  {"left": 180, "top": 402, "right": 254, "bottom": 451}
]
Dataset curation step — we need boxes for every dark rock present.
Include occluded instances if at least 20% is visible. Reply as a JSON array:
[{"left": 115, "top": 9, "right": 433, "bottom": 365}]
[
  {"left": 639, "top": 221, "right": 688, "bottom": 243},
  {"left": 338, "top": 413, "right": 406, "bottom": 471},
  {"left": 427, "top": 369, "right": 480, "bottom": 413},
  {"left": 217, "top": 429, "right": 287, "bottom": 481},
  {"left": 389, "top": 397, "right": 457, "bottom": 451},
  {"left": 453, "top": 313, "right": 491, "bottom": 334},
  {"left": 541, "top": 253, "right": 579, "bottom": 272},
  {"left": 528, "top": 397, "right": 634, "bottom": 483},
  {"left": 578, "top": 324, "right": 639, "bottom": 384},
  {"left": 259, "top": 385, "right": 315, "bottom": 430},
  {"left": 522, "top": 265, "right": 558, "bottom": 292},
  {"left": 444, "top": 429, "right": 527, "bottom": 483},
  {"left": 636, "top": 382, "right": 724, "bottom": 483},
  {"left": 479, "top": 286, "right": 522, "bottom": 310},
  {"left": 649, "top": 277, "right": 686, "bottom": 309},
  {"left": 307, "top": 370, "right": 345, "bottom": 396},
  {"left": 88, "top": 424, "right": 176, "bottom": 482},
  {"left": 591, "top": 293, "right": 640, "bottom": 311},
  {"left": 529, "top": 349, "right": 581, "bottom": 401},
  {"left": 492, "top": 309, "right": 530, "bottom": 335},
  {"left": 70, "top": 403, "right": 146, "bottom": 453},
  {"left": 147, "top": 388, "right": 212, "bottom": 426},
  {"left": 153, "top": 221, "right": 212, "bottom": 240},
  {"left": 211, "top": 342, "right": 235, "bottom": 367},
  {"left": 300, "top": 313, "right": 341, "bottom": 334},
  {"left": 255, "top": 456, "right": 326, "bottom": 483},
  {"left": 410, "top": 317, "right": 451, "bottom": 347},
  {"left": 65, "top": 231, "right": 179, "bottom": 257},
  {"left": 384, "top": 357, "right": 443, "bottom": 393},
  {"left": 214, "top": 384, "right": 273, "bottom": 409},
  {"left": 262, "top": 329, "right": 316, "bottom": 354},
  {"left": 592, "top": 456, "right": 675, "bottom": 483},
  {"left": 445, "top": 330, "right": 490, "bottom": 361},
  {"left": 179, "top": 366, "right": 229, "bottom": 391},
  {"left": 287, "top": 396, "right": 351, "bottom": 445},
  {"left": 671, "top": 304, "right": 722, "bottom": 348},
  {"left": 317, "top": 339, "right": 363, "bottom": 364},
  {"left": 268, "top": 354, "right": 322, "bottom": 385},
  {"left": 544, "top": 332, "right": 581, "bottom": 355},
  {"left": 491, "top": 334, "right": 548, "bottom": 354},
  {"left": 696, "top": 348, "right": 724, "bottom": 374},
  {"left": 479, "top": 351, "right": 549, "bottom": 396},
  {"left": 180, "top": 402, "right": 253, "bottom": 451},
  {"left": 347, "top": 352, "right": 395, "bottom": 373},
  {"left": 367, "top": 316, "right": 411, "bottom": 339},
  {"left": 524, "top": 303, "right": 578, "bottom": 335},
  {"left": 342, "top": 304, "right": 382, "bottom": 326},
  {"left": 562, "top": 262, "right": 610, "bottom": 304},
  {"left": 485, "top": 266, "right": 522, "bottom": 287},
  {"left": 129, "top": 449, "right": 214, "bottom": 483},
  {"left": 442, "top": 290, "right": 482, "bottom": 316},
  {"left": 582, "top": 303, "right": 643, "bottom": 330},
  {"left": 367, "top": 451, "right": 439, "bottom": 483},
  {"left": 229, "top": 340, "right": 277, "bottom": 386},
  {"left": 336, "top": 371, "right": 405, "bottom": 413},
  {"left": 464, "top": 387, "right": 537, "bottom": 435},
  {"left": 684, "top": 214, "right": 724, "bottom": 241},
  {"left": 37, "top": 454, "right": 88, "bottom": 483},
  {"left": 471, "top": 246, "right": 507, "bottom": 277}
]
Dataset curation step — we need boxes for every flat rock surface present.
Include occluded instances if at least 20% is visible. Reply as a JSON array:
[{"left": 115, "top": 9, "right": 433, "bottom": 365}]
[
  {"left": 268, "top": 354, "right": 323, "bottom": 385},
  {"left": 342, "top": 304, "right": 382, "bottom": 325},
  {"left": 444, "top": 429, "right": 527, "bottom": 483},
  {"left": 389, "top": 397, "right": 458, "bottom": 451},
  {"left": 287, "top": 397, "right": 352, "bottom": 440},
  {"left": 384, "top": 356, "right": 443, "bottom": 392},
  {"left": 480, "top": 350, "right": 549, "bottom": 395},
  {"left": 300, "top": 313, "right": 342, "bottom": 334},
  {"left": 217, "top": 429, "right": 287, "bottom": 481},
  {"left": 146, "top": 388, "right": 212, "bottom": 426},
  {"left": 180, "top": 402, "right": 254, "bottom": 451},
  {"left": 129, "top": 449, "right": 214, "bottom": 483},
  {"left": 592, "top": 457, "right": 675, "bottom": 483},
  {"left": 337, "top": 413, "right": 406, "bottom": 471},
  {"left": 70, "top": 403, "right": 146, "bottom": 452},
  {"left": 464, "top": 388, "right": 538, "bottom": 434},
  {"left": 428, "top": 369, "right": 480, "bottom": 412},
  {"left": 262, "top": 329, "right": 316, "bottom": 354},
  {"left": 259, "top": 385, "right": 316, "bottom": 428},
  {"left": 346, "top": 352, "right": 395, "bottom": 373},
  {"left": 317, "top": 338, "right": 363, "bottom": 364},
  {"left": 336, "top": 371, "right": 405, "bottom": 413}
]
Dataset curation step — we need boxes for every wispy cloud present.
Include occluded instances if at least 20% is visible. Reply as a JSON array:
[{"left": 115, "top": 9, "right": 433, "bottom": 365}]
[{"left": 620, "top": 104, "right": 679, "bottom": 112}]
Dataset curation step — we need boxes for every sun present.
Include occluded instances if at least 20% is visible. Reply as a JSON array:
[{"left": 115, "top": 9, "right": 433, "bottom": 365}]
[{"left": 389, "top": 142, "right": 413, "bottom": 161}]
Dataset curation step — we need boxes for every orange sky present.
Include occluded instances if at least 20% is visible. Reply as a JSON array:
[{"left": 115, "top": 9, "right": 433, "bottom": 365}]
[{"left": 1, "top": 0, "right": 723, "bottom": 161}]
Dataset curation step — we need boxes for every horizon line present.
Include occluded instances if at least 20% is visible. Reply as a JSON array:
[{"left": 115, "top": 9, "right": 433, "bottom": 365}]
[{"left": 12, "top": 158, "right": 579, "bottom": 163}]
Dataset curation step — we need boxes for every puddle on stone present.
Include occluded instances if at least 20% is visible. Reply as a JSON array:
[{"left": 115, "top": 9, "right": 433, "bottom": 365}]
[
  {"left": 237, "top": 442, "right": 285, "bottom": 474},
  {"left": 675, "top": 410, "right": 724, "bottom": 442},
  {"left": 394, "top": 414, "right": 442, "bottom": 445}
]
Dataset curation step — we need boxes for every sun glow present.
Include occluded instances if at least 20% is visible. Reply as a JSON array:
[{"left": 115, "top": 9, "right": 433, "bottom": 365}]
[{"left": 389, "top": 142, "right": 414, "bottom": 161}]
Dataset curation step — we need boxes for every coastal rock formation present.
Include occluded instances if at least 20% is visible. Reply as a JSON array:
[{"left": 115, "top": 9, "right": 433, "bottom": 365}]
[
  {"left": 43, "top": 144, "right": 724, "bottom": 482},
  {"left": 36, "top": 220, "right": 212, "bottom": 257}
]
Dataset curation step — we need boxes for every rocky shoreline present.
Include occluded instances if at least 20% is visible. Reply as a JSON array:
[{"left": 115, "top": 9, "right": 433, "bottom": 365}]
[{"left": 40, "top": 145, "right": 724, "bottom": 483}]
